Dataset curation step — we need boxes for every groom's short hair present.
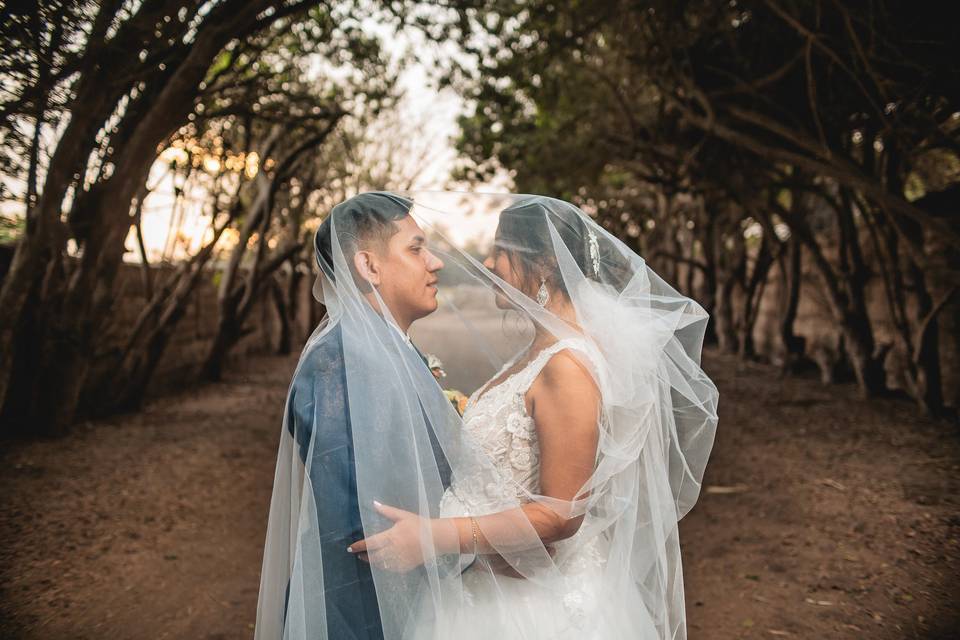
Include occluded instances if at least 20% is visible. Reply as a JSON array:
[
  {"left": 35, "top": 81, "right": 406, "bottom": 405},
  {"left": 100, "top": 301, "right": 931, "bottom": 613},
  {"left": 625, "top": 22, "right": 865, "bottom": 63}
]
[{"left": 314, "top": 192, "right": 413, "bottom": 283}]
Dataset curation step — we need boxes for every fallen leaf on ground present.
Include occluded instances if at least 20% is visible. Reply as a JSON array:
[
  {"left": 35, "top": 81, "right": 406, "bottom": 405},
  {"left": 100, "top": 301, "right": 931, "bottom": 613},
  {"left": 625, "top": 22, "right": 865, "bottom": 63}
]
[
  {"left": 706, "top": 484, "right": 750, "bottom": 494},
  {"left": 804, "top": 598, "right": 834, "bottom": 606},
  {"left": 819, "top": 478, "right": 847, "bottom": 491}
]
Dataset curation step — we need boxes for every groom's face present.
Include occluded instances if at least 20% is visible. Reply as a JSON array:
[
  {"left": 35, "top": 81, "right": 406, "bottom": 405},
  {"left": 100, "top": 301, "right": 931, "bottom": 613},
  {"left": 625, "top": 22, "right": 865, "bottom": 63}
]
[{"left": 357, "top": 215, "right": 444, "bottom": 327}]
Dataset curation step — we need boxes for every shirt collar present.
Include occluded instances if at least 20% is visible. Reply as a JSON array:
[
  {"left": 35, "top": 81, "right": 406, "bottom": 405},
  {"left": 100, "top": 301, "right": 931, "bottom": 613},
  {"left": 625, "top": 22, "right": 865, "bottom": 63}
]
[{"left": 388, "top": 320, "right": 414, "bottom": 350}]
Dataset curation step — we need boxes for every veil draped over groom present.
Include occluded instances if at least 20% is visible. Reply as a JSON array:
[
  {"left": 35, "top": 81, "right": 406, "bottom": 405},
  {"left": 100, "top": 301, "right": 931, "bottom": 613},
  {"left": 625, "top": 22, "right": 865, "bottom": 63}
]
[{"left": 255, "top": 191, "right": 719, "bottom": 640}]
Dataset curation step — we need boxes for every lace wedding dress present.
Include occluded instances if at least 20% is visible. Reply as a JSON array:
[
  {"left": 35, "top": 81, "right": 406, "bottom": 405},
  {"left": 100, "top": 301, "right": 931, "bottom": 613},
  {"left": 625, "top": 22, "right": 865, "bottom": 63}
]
[{"left": 410, "top": 338, "right": 660, "bottom": 639}]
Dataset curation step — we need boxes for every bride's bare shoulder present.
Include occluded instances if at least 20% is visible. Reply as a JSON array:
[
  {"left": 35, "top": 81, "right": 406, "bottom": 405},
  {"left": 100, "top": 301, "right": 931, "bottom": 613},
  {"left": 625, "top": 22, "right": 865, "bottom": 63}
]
[
  {"left": 534, "top": 346, "right": 600, "bottom": 401},
  {"left": 529, "top": 347, "right": 601, "bottom": 448}
]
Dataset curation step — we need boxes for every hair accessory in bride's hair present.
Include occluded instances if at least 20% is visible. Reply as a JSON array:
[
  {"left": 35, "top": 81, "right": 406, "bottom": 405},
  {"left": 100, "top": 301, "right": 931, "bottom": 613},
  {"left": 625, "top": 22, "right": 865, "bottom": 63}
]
[{"left": 587, "top": 229, "right": 601, "bottom": 277}]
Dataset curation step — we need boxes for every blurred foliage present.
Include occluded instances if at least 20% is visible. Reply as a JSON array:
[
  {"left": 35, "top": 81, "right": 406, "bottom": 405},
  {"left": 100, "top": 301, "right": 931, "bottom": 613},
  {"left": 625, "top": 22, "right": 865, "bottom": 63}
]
[
  {"left": 447, "top": 0, "right": 960, "bottom": 225},
  {"left": 0, "top": 213, "right": 24, "bottom": 243}
]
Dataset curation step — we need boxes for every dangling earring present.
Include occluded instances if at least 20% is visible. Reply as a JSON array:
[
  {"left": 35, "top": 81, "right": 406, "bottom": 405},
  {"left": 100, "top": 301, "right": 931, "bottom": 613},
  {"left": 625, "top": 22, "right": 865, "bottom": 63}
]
[{"left": 536, "top": 277, "right": 550, "bottom": 307}]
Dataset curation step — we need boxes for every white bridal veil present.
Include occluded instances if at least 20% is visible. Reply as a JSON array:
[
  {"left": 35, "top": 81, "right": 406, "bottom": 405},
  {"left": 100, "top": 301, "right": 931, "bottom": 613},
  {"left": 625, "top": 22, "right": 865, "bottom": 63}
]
[{"left": 255, "top": 191, "right": 719, "bottom": 639}]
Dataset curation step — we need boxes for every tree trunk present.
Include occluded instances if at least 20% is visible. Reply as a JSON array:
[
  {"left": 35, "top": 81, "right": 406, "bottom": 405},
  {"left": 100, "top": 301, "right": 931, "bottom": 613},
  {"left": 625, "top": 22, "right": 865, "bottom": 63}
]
[
  {"left": 287, "top": 262, "right": 305, "bottom": 347},
  {"left": 737, "top": 233, "right": 774, "bottom": 360},
  {"left": 715, "top": 274, "right": 739, "bottom": 354},
  {"left": 908, "top": 186, "right": 960, "bottom": 417},
  {"left": 716, "top": 221, "right": 746, "bottom": 354},
  {"left": 203, "top": 312, "right": 244, "bottom": 382},
  {"left": 700, "top": 212, "right": 718, "bottom": 345},
  {"left": 778, "top": 236, "right": 805, "bottom": 372},
  {"left": 272, "top": 274, "right": 293, "bottom": 355}
]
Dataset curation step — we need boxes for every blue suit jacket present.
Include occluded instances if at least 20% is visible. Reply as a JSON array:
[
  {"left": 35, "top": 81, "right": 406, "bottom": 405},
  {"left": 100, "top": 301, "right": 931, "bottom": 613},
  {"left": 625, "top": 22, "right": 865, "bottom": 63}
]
[{"left": 282, "top": 323, "right": 452, "bottom": 639}]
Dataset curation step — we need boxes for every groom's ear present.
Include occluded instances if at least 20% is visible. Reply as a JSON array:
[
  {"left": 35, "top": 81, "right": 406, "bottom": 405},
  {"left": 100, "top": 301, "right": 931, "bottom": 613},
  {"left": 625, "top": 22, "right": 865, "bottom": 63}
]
[{"left": 354, "top": 250, "right": 382, "bottom": 286}]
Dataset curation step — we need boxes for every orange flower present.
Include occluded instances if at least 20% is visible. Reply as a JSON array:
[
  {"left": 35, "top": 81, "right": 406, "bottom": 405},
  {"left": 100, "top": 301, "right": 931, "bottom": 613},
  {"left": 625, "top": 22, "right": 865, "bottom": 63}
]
[{"left": 443, "top": 389, "right": 469, "bottom": 417}]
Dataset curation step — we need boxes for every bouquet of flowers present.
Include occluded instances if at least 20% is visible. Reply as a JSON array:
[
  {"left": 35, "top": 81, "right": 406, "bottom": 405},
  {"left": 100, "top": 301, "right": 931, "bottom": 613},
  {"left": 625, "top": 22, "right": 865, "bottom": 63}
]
[{"left": 426, "top": 353, "right": 468, "bottom": 416}]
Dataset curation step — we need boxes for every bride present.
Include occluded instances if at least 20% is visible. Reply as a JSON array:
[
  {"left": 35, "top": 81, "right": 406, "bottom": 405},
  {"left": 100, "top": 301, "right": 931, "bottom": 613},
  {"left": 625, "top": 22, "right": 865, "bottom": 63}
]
[{"left": 257, "top": 192, "right": 718, "bottom": 640}]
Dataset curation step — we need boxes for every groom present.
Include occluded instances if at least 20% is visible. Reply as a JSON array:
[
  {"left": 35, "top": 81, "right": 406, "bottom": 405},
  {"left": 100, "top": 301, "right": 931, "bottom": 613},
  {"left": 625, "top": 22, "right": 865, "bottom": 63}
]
[{"left": 282, "top": 192, "right": 449, "bottom": 639}]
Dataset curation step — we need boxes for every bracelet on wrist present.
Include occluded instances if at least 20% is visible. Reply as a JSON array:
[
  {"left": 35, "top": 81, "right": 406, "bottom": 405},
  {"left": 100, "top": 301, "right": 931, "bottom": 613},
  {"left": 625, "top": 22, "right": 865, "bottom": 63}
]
[{"left": 469, "top": 516, "right": 479, "bottom": 555}]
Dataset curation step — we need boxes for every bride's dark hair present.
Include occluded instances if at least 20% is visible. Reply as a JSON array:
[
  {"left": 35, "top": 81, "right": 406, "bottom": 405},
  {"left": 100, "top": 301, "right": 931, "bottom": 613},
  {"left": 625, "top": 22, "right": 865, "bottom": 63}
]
[{"left": 495, "top": 196, "right": 597, "bottom": 300}]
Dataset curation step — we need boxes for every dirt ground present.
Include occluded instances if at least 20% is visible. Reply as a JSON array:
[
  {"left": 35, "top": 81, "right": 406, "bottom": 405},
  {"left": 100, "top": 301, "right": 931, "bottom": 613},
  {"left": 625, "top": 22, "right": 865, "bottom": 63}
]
[{"left": 1, "top": 349, "right": 958, "bottom": 639}]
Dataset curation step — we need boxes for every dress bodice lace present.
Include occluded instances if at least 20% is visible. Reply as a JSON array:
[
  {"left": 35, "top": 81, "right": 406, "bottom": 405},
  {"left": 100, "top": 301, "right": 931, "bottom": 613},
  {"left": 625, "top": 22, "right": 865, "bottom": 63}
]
[
  {"left": 446, "top": 338, "right": 589, "bottom": 509},
  {"left": 439, "top": 337, "right": 607, "bottom": 598}
]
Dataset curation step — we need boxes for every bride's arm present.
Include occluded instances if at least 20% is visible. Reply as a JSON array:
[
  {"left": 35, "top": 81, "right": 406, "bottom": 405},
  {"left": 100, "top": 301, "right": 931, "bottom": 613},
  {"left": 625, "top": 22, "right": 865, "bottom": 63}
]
[{"left": 439, "top": 350, "right": 601, "bottom": 555}]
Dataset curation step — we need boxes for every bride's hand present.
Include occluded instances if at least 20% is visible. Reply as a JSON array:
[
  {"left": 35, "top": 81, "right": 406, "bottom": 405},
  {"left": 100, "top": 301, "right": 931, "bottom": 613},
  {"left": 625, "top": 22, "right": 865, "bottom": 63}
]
[{"left": 348, "top": 501, "right": 442, "bottom": 573}]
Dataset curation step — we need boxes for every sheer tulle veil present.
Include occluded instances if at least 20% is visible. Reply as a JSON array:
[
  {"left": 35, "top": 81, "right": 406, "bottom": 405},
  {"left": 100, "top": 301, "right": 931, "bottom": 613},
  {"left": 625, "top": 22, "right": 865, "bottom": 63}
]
[{"left": 255, "top": 191, "right": 719, "bottom": 639}]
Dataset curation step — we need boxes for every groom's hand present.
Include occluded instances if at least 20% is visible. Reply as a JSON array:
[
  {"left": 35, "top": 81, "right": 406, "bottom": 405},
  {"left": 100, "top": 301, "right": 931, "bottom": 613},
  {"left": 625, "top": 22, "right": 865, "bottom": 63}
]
[{"left": 347, "top": 501, "right": 439, "bottom": 573}]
